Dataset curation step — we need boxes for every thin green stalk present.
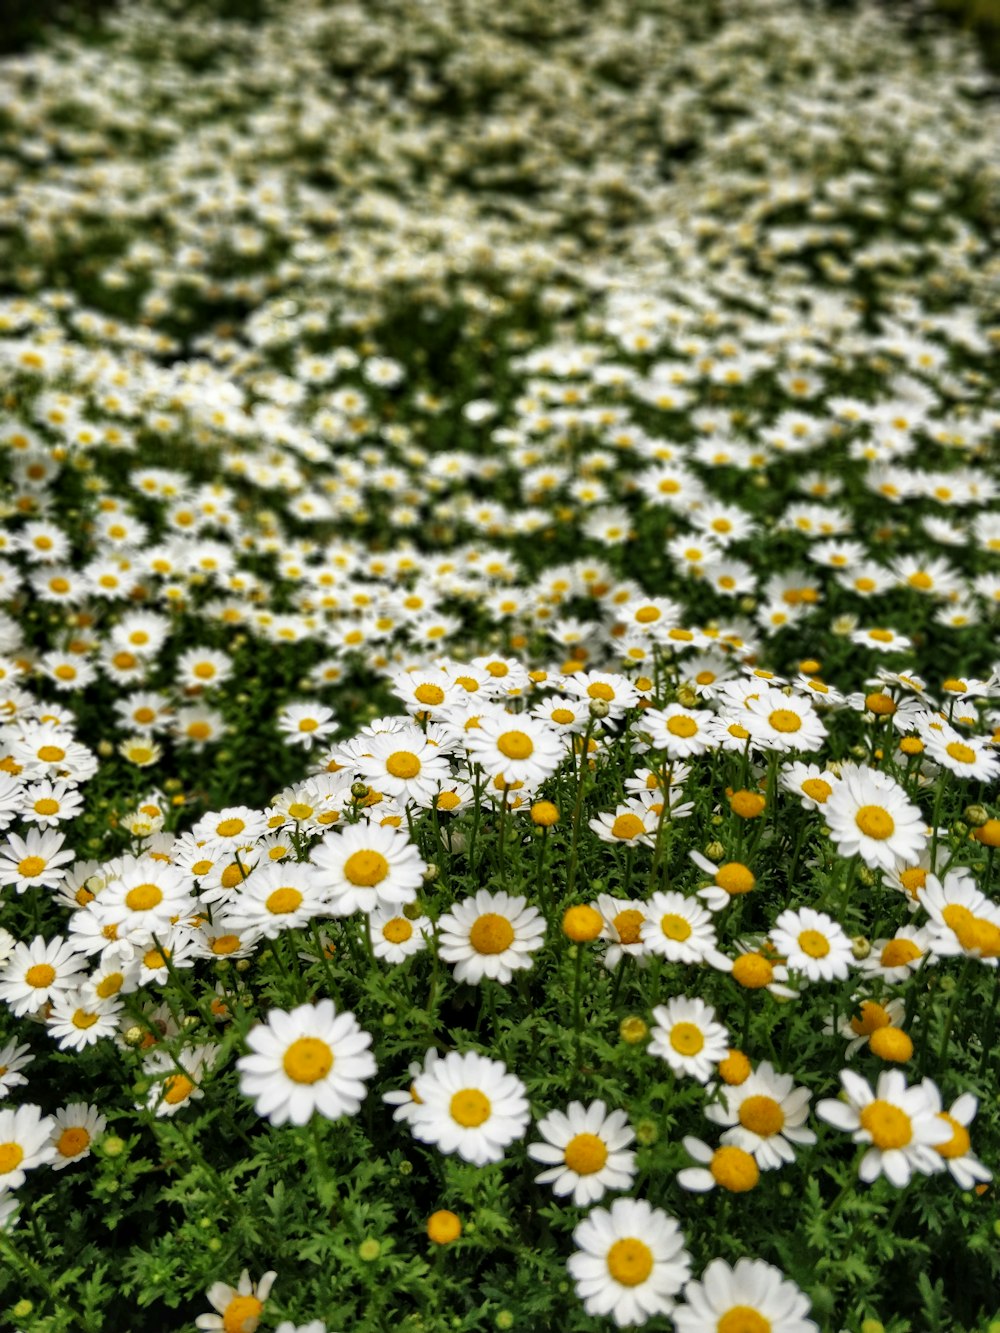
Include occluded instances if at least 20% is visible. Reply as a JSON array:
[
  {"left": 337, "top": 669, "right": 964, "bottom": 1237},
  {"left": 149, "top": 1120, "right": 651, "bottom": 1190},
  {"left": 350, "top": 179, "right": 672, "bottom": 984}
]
[{"left": 936, "top": 956, "right": 972, "bottom": 1070}]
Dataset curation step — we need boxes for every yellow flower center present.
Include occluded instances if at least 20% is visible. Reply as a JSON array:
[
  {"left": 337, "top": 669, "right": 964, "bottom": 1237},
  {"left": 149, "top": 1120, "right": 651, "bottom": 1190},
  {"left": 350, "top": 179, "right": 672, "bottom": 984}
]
[
  {"left": 610, "top": 813, "right": 645, "bottom": 840},
  {"left": 382, "top": 917, "right": 413, "bottom": 944},
  {"left": 211, "top": 934, "right": 241, "bottom": 955},
  {"left": 283, "top": 1036, "right": 334, "bottom": 1084},
  {"left": 551, "top": 708, "right": 575, "bottom": 725},
  {"left": 0, "top": 1143, "right": 25, "bottom": 1174},
  {"left": 731, "top": 954, "right": 774, "bottom": 989},
  {"left": 935, "top": 1112, "right": 970, "bottom": 1160},
  {"left": 737, "top": 1095, "right": 784, "bottom": 1138},
  {"left": 288, "top": 803, "right": 314, "bottom": 821},
  {"left": 859, "top": 1100, "right": 912, "bottom": 1149},
  {"left": 298, "top": 718, "right": 319, "bottom": 732},
  {"left": 72, "top": 1008, "right": 99, "bottom": 1029},
  {"left": 343, "top": 850, "right": 390, "bottom": 886},
  {"left": 386, "top": 751, "right": 422, "bottom": 779},
  {"left": 855, "top": 805, "right": 894, "bottom": 839},
  {"left": 96, "top": 972, "right": 124, "bottom": 998},
  {"left": 56, "top": 1127, "right": 90, "bottom": 1157},
  {"left": 37, "top": 745, "right": 66, "bottom": 763},
  {"left": 613, "top": 909, "right": 644, "bottom": 945},
  {"left": 450, "top": 1088, "right": 491, "bottom": 1127},
  {"left": 563, "top": 1132, "right": 608, "bottom": 1175},
  {"left": 587, "top": 682, "right": 615, "bottom": 701},
  {"left": 667, "top": 715, "right": 697, "bottom": 737},
  {"left": 187, "top": 721, "right": 212, "bottom": 740},
  {"left": 660, "top": 913, "right": 692, "bottom": 942},
  {"left": 215, "top": 818, "right": 245, "bottom": 837},
  {"left": 496, "top": 730, "right": 533, "bottom": 760},
  {"left": 768, "top": 709, "right": 801, "bottom": 733},
  {"left": 710, "top": 1145, "right": 759, "bottom": 1192},
  {"left": 880, "top": 938, "right": 921, "bottom": 968},
  {"left": 669, "top": 1022, "right": 704, "bottom": 1055},
  {"left": 222, "top": 1295, "right": 264, "bottom": 1333},
  {"left": 797, "top": 930, "right": 830, "bottom": 959},
  {"left": 716, "top": 863, "right": 755, "bottom": 895},
  {"left": 17, "top": 856, "right": 46, "bottom": 878},
  {"left": 125, "top": 883, "right": 163, "bottom": 911},
  {"left": 437, "top": 791, "right": 461, "bottom": 811},
  {"left": 718, "top": 1308, "right": 772, "bottom": 1333},
  {"left": 850, "top": 1001, "right": 890, "bottom": 1036},
  {"left": 163, "top": 1074, "right": 195, "bottom": 1105},
  {"left": 25, "top": 963, "right": 56, "bottom": 988},
  {"left": 606, "top": 1237, "right": 654, "bottom": 1286},
  {"left": 414, "top": 683, "right": 445, "bottom": 706},
  {"left": 945, "top": 741, "right": 976, "bottom": 765},
  {"left": 800, "top": 778, "right": 832, "bottom": 804},
  {"left": 635, "top": 605, "right": 661, "bottom": 623},
  {"left": 33, "top": 798, "right": 60, "bottom": 817},
  {"left": 469, "top": 913, "right": 515, "bottom": 954},
  {"left": 266, "top": 887, "right": 304, "bottom": 915}
]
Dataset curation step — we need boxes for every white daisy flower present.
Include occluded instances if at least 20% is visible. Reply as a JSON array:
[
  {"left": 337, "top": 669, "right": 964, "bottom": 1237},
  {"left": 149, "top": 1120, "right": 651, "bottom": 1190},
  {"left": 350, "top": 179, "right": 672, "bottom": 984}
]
[
  {"left": 48, "top": 1102, "right": 107, "bottom": 1170},
  {"left": 464, "top": 710, "right": 565, "bottom": 786},
  {"left": 221, "top": 862, "right": 328, "bottom": 939},
  {"left": 823, "top": 765, "right": 926, "bottom": 872},
  {"left": 640, "top": 705, "right": 717, "bottom": 759},
  {"left": 922, "top": 724, "right": 1000, "bottom": 782},
  {"left": 676, "top": 1137, "right": 761, "bottom": 1194},
  {"left": 649, "top": 997, "right": 729, "bottom": 1083},
  {"left": 436, "top": 890, "right": 546, "bottom": 986},
  {"left": 642, "top": 893, "right": 720, "bottom": 964},
  {"left": 850, "top": 626, "right": 913, "bottom": 653},
  {"left": 354, "top": 728, "right": 452, "bottom": 805},
  {"left": 95, "top": 856, "right": 196, "bottom": 944},
  {"left": 191, "top": 806, "right": 269, "bottom": 854},
  {"left": 0, "top": 826, "right": 75, "bottom": 893},
  {"left": 919, "top": 870, "right": 1000, "bottom": 966},
  {"left": 825, "top": 995, "right": 907, "bottom": 1057},
  {"left": 589, "top": 805, "right": 657, "bottom": 848},
  {"left": 769, "top": 908, "right": 854, "bottom": 983},
  {"left": 688, "top": 850, "right": 756, "bottom": 912},
  {"left": 857, "top": 925, "right": 932, "bottom": 983},
  {"left": 382, "top": 1048, "right": 440, "bottom": 1124},
  {"left": 673, "top": 1257, "right": 818, "bottom": 1333},
  {"left": 567, "top": 1196, "right": 691, "bottom": 1328},
  {"left": 368, "top": 907, "right": 431, "bottom": 963},
  {"left": 779, "top": 761, "right": 842, "bottom": 812},
  {"left": 0, "top": 1039, "right": 33, "bottom": 1097},
  {"left": 816, "top": 1069, "right": 950, "bottom": 1187},
  {"left": 594, "top": 894, "right": 649, "bottom": 970},
  {"left": 409, "top": 1050, "right": 529, "bottom": 1165},
  {"left": 195, "top": 1269, "right": 277, "bottom": 1333},
  {"left": 704, "top": 1061, "right": 816, "bottom": 1169},
  {"left": 0, "top": 1103, "right": 56, "bottom": 1191},
  {"left": 46, "top": 990, "right": 123, "bottom": 1051},
  {"left": 277, "top": 702, "right": 337, "bottom": 750},
  {"left": 311, "top": 823, "right": 425, "bottom": 916},
  {"left": 143, "top": 1043, "right": 221, "bottom": 1118},
  {"left": 563, "top": 671, "right": 640, "bottom": 718},
  {"left": 528, "top": 1100, "right": 637, "bottom": 1206},
  {"left": 919, "top": 1082, "right": 993, "bottom": 1190},
  {"left": 0, "top": 933, "right": 87, "bottom": 1017},
  {"left": 742, "top": 687, "right": 827, "bottom": 753},
  {"left": 237, "top": 1001, "right": 376, "bottom": 1127}
]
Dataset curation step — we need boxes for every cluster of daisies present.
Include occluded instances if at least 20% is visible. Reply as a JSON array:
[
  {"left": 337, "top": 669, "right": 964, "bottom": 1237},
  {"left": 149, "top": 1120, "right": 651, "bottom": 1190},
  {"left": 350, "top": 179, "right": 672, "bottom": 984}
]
[{"left": 0, "top": 0, "right": 998, "bottom": 1327}]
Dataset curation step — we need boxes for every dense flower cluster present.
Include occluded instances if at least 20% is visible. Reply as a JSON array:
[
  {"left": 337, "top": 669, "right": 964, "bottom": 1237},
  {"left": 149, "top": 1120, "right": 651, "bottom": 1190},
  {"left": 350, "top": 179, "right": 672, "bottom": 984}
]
[{"left": 0, "top": 0, "right": 997, "bottom": 1330}]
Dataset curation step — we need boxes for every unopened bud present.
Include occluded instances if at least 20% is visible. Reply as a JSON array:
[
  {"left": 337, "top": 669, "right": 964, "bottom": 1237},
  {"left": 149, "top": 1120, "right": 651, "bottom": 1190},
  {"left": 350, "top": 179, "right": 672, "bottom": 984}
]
[
  {"left": 422, "top": 863, "right": 439, "bottom": 884},
  {"left": 588, "top": 698, "right": 610, "bottom": 719},
  {"left": 122, "top": 1025, "right": 144, "bottom": 1048},
  {"left": 705, "top": 841, "right": 726, "bottom": 862},
  {"left": 964, "top": 805, "right": 989, "bottom": 828},
  {"left": 851, "top": 936, "right": 871, "bottom": 960},
  {"left": 351, "top": 781, "right": 369, "bottom": 800}
]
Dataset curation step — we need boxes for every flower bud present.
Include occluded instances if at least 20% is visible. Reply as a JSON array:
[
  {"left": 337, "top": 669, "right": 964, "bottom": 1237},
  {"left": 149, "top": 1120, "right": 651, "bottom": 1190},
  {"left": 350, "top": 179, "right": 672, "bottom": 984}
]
[
  {"left": 964, "top": 805, "right": 989, "bottom": 828},
  {"left": 851, "top": 936, "right": 871, "bottom": 960},
  {"left": 588, "top": 698, "right": 610, "bottom": 719}
]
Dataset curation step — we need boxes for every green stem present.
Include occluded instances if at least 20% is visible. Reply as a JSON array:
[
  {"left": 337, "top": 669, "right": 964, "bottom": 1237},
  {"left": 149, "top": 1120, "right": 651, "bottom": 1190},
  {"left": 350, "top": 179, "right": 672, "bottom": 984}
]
[
  {"left": 936, "top": 957, "right": 972, "bottom": 1070},
  {"left": 0, "top": 1228, "right": 98, "bottom": 1332}
]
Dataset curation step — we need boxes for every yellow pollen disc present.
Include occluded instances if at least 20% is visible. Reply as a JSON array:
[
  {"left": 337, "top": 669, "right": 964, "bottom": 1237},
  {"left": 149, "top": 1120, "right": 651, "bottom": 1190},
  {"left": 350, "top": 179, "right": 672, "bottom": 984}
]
[
  {"left": 634, "top": 606, "right": 661, "bottom": 623},
  {"left": 797, "top": 929, "right": 830, "bottom": 959},
  {"left": 941, "top": 903, "right": 979, "bottom": 948},
  {"left": 55, "top": 665, "right": 76, "bottom": 681},
  {"left": 859, "top": 1100, "right": 912, "bottom": 1150},
  {"left": 211, "top": 935, "right": 241, "bottom": 955},
  {"left": 96, "top": 972, "right": 123, "bottom": 998},
  {"left": 437, "top": 791, "right": 461, "bottom": 811},
  {"left": 343, "top": 850, "right": 390, "bottom": 887},
  {"left": 850, "top": 1001, "right": 890, "bottom": 1036},
  {"left": 382, "top": 917, "right": 413, "bottom": 944},
  {"left": 222, "top": 1295, "right": 264, "bottom": 1333},
  {"left": 496, "top": 730, "right": 533, "bottom": 760},
  {"left": 57, "top": 1127, "right": 90, "bottom": 1157},
  {"left": 738, "top": 1095, "right": 784, "bottom": 1137},
  {"left": 563, "top": 1132, "right": 608, "bottom": 1175},
  {"left": 898, "top": 867, "right": 926, "bottom": 898},
  {"left": 587, "top": 682, "right": 615, "bottom": 701},
  {"left": 718, "top": 1307, "right": 772, "bottom": 1333},
  {"left": 469, "top": 913, "right": 515, "bottom": 954},
  {"left": 215, "top": 818, "right": 245, "bottom": 837},
  {"left": 669, "top": 1022, "right": 704, "bottom": 1055},
  {"left": 869, "top": 1027, "right": 914, "bottom": 1061},
  {"left": 0, "top": 1143, "right": 25, "bottom": 1174},
  {"left": 868, "top": 629, "right": 893, "bottom": 643},
  {"left": 49, "top": 577, "right": 70, "bottom": 594},
  {"left": 728, "top": 723, "right": 750, "bottom": 740},
  {"left": 880, "top": 938, "right": 921, "bottom": 968},
  {"left": 855, "top": 805, "right": 895, "bottom": 839},
  {"left": 283, "top": 1036, "right": 334, "bottom": 1084},
  {"left": 288, "top": 803, "right": 314, "bottom": 820},
  {"left": 667, "top": 715, "right": 697, "bottom": 737},
  {"left": 163, "top": 1074, "right": 195, "bottom": 1105},
  {"left": 731, "top": 954, "right": 774, "bottom": 989},
  {"left": 144, "top": 950, "right": 166, "bottom": 969},
  {"left": 25, "top": 963, "right": 56, "bottom": 988},
  {"left": 614, "top": 909, "right": 644, "bottom": 945},
  {"left": 801, "top": 778, "right": 832, "bottom": 803},
  {"left": 450, "top": 1088, "right": 491, "bottom": 1127},
  {"left": 134, "top": 707, "right": 156, "bottom": 725},
  {"left": 611, "top": 813, "right": 645, "bottom": 840},
  {"left": 298, "top": 718, "right": 319, "bottom": 732},
  {"left": 187, "top": 721, "right": 212, "bottom": 740},
  {"left": 220, "top": 863, "right": 245, "bottom": 889},
  {"left": 192, "top": 662, "right": 216, "bottom": 679},
  {"left": 17, "top": 856, "right": 46, "bottom": 877},
  {"left": 710, "top": 1145, "right": 759, "bottom": 1192},
  {"left": 37, "top": 745, "right": 66, "bottom": 763},
  {"left": 386, "top": 750, "right": 421, "bottom": 779},
  {"left": 266, "top": 887, "right": 303, "bottom": 914},
  {"left": 660, "top": 913, "right": 692, "bottom": 942},
  {"left": 72, "top": 1009, "right": 99, "bottom": 1029},
  {"left": 768, "top": 709, "right": 802, "bottom": 733},
  {"left": 102, "top": 924, "right": 118, "bottom": 940},
  {"left": 414, "top": 683, "right": 446, "bottom": 706},
  {"left": 716, "top": 863, "right": 755, "bottom": 895},
  {"left": 935, "top": 1112, "right": 970, "bottom": 1159},
  {"left": 454, "top": 676, "right": 479, "bottom": 692},
  {"left": 945, "top": 741, "right": 976, "bottom": 765},
  {"left": 606, "top": 1237, "right": 653, "bottom": 1287},
  {"left": 551, "top": 708, "right": 575, "bottom": 725},
  {"left": 908, "top": 571, "right": 933, "bottom": 590},
  {"left": 125, "top": 883, "right": 163, "bottom": 911}
]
